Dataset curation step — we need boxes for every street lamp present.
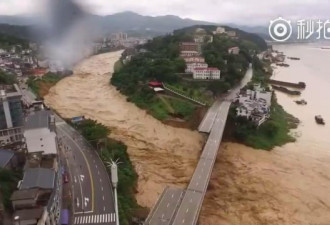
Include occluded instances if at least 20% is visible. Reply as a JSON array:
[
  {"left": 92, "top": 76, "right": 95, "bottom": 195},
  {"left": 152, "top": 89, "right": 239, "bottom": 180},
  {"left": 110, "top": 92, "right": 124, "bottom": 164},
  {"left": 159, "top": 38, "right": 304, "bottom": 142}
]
[{"left": 107, "top": 160, "right": 120, "bottom": 225}]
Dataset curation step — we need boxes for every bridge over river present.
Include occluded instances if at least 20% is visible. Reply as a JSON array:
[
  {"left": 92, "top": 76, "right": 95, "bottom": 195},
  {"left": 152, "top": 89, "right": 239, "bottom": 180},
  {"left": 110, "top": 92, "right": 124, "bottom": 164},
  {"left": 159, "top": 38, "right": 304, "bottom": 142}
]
[{"left": 145, "top": 65, "right": 252, "bottom": 225}]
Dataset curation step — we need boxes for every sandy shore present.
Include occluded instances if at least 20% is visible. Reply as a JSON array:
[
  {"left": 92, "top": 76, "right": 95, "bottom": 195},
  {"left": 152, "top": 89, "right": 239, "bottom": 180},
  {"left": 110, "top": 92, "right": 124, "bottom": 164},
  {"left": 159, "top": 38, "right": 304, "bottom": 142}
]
[
  {"left": 44, "top": 51, "right": 204, "bottom": 207},
  {"left": 45, "top": 51, "right": 330, "bottom": 225}
]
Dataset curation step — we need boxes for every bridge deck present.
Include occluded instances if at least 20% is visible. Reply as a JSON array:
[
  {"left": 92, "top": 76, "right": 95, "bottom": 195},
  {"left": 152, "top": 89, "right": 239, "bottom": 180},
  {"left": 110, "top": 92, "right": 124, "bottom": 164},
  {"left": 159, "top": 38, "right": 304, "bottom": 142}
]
[{"left": 144, "top": 187, "right": 185, "bottom": 225}]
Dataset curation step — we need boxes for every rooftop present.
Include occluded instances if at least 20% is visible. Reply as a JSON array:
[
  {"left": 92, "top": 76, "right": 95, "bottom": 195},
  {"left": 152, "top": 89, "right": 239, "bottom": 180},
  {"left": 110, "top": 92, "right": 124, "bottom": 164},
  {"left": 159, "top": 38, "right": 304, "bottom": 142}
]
[
  {"left": 0, "top": 83, "right": 21, "bottom": 98},
  {"left": 0, "top": 149, "right": 14, "bottom": 168},
  {"left": 24, "top": 110, "right": 51, "bottom": 130},
  {"left": 180, "top": 42, "right": 198, "bottom": 45},
  {"left": 11, "top": 188, "right": 39, "bottom": 201},
  {"left": 24, "top": 128, "right": 57, "bottom": 155},
  {"left": 13, "top": 208, "right": 44, "bottom": 221},
  {"left": 194, "top": 67, "right": 220, "bottom": 71},
  {"left": 20, "top": 168, "right": 55, "bottom": 190}
]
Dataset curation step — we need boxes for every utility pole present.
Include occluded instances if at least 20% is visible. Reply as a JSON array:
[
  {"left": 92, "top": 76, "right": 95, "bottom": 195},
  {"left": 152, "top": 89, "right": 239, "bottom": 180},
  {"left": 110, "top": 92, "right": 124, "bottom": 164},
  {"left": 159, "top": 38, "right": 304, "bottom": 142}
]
[{"left": 109, "top": 161, "right": 120, "bottom": 225}]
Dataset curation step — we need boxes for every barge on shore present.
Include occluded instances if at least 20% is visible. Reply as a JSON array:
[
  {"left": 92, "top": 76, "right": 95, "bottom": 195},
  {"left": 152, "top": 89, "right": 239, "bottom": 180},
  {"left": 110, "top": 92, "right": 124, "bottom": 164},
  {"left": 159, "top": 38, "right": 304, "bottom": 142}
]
[
  {"left": 269, "top": 79, "right": 306, "bottom": 89},
  {"left": 271, "top": 85, "right": 301, "bottom": 95}
]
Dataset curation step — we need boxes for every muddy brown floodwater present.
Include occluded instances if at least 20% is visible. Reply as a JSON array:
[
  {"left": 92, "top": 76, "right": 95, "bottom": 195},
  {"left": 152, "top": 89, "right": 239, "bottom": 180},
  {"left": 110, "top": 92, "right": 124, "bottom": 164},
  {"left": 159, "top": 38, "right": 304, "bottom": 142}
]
[
  {"left": 200, "top": 43, "right": 330, "bottom": 225},
  {"left": 45, "top": 45, "right": 330, "bottom": 225},
  {"left": 45, "top": 51, "right": 204, "bottom": 207}
]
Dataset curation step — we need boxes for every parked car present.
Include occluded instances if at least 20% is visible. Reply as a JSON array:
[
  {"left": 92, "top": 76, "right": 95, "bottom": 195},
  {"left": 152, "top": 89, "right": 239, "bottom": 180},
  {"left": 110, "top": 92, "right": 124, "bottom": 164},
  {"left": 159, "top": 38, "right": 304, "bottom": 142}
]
[{"left": 63, "top": 173, "right": 69, "bottom": 183}]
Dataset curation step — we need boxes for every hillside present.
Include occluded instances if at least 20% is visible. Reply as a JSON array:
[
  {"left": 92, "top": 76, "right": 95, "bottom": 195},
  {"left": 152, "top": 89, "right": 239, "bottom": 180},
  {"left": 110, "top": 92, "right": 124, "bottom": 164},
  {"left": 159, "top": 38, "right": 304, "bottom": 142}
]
[
  {"left": 111, "top": 25, "right": 267, "bottom": 124},
  {"left": 0, "top": 24, "right": 32, "bottom": 40}
]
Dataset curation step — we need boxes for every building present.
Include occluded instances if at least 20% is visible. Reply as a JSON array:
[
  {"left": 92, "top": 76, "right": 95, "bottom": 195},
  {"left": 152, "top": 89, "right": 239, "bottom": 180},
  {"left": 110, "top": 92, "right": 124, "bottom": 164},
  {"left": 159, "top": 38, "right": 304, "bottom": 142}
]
[
  {"left": 194, "top": 34, "right": 213, "bottom": 43},
  {"left": 179, "top": 42, "right": 200, "bottom": 52},
  {"left": 228, "top": 47, "right": 240, "bottom": 55},
  {"left": 0, "top": 84, "right": 24, "bottom": 146},
  {"left": 11, "top": 110, "right": 62, "bottom": 225},
  {"left": 180, "top": 51, "right": 200, "bottom": 57},
  {"left": 110, "top": 32, "right": 128, "bottom": 41},
  {"left": 185, "top": 62, "right": 208, "bottom": 73},
  {"left": 193, "top": 67, "right": 221, "bottom": 80},
  {"left": 12, "top": 167, "right": 61, "bottom": 225},
  {"left": 0, "top": 149, "right": 17, "bottom": 169},
  {"left": 183, "top": 57, "right": 205, "bottom": 63},
  {"left": 23, "top": 111, "right": 57, "bottom": 155},
  {"left": 213, "top": 27, "right": 226, "bottom": 34},
  {"left": 226, "top": 31, "right": 237, "bottom": 37},
  {"left": 236, "top": 85, "right": 272, "bottom": 126}
]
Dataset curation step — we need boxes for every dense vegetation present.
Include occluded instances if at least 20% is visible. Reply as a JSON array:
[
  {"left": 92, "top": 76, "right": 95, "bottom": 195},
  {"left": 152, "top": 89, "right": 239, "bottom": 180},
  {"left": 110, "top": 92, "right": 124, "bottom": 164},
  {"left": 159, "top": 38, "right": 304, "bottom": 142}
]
[
  {"left": 73, "top": 120, "right": 140, "bottom": 225},
  {"left": 228, "top": 57, "right": 298, "bottom": 150},
  {"left": 112, "top": 25, "right": 266, "bottom": 121},
  {"left": 0, "top": 168, "right": 22, "bottom": 210},
  {"left": 0, "top": 32, "right": 29, "bottom": 50},
  {"left": 111, "top": 34, "right": 196, "bottom": 121},
  {"left": 0, "top": 70, "right": 17, "bottom": 84},
  {"left": 27, "top": 73, "right": 63, "bottom": 98}
]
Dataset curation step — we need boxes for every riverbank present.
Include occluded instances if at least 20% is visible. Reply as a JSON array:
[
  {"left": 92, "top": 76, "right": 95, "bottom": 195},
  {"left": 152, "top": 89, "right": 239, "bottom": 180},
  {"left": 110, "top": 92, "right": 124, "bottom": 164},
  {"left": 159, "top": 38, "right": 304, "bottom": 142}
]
[
  {"left": 227, "top": 56, "right": 298, "bottom": 150},
  {"left": 44, "top": 51, "right": 204, "bottom": 208}
]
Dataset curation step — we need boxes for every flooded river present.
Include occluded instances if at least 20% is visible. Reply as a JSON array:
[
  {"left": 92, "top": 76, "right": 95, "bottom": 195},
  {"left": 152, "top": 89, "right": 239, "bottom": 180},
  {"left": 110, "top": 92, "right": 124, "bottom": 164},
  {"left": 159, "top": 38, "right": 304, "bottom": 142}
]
[
  {"left": 45, "top": 46, "right": 330, "bottom": 225},
  {"left": 200, "top": 43, "right": 330, "bottom": 225}
]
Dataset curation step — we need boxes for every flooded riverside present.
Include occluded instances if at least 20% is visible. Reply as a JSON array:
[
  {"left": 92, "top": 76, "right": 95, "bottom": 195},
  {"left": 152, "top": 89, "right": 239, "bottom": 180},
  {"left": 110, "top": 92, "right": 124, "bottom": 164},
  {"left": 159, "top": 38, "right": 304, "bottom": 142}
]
[
  {"left": 200, "top": 43, "right": 330, "bottom": 225},
  {"left": 45, "top": 45, "right": 330, "bottom": 225},
  {"left": 44, "top": 51, "right": 204, "bottom": 207}
]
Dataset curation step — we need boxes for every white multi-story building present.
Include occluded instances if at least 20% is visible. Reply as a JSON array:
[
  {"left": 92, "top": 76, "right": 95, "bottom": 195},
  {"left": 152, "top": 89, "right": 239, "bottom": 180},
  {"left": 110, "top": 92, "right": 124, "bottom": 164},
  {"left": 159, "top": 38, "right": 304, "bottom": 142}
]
[
  {"left": 236, "top": 85, "right": 272, "bottom": 126},
  {"left": 226, "top": 31, "right": 236, "bottom": 37},
  {"left": 228, "top": 47, "right": 240, "bottom": 55},
  {"left": 213, "top": 27, "right": 226, "bottom": 34},
  {"left": 180, "top": 51, "right": 200, "bottom": 57},
  {"left": 183, "top": 57, "right": 205, "bottom": 63},
  {"left": 185, "top": 62, "right": 208, "bottom": 73},
  {"left": 193, "top": 67, "right": 221, "bottom": 80}
]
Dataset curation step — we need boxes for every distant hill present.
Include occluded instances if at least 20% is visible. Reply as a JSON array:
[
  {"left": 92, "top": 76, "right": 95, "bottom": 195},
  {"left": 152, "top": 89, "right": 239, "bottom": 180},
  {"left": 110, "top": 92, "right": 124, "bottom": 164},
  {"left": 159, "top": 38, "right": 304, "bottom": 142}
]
[
  {"left": 0, "top": 11, "right": 268, "bottom": 43},
  {"left": 0, "top": 24, "right": 32, "bottom": 40},
  {"left": 0, "top": 11, "right": 215, "bottom": 37},
  {"left": 96, "top": 11, "right": 215, "bottom": 35}
]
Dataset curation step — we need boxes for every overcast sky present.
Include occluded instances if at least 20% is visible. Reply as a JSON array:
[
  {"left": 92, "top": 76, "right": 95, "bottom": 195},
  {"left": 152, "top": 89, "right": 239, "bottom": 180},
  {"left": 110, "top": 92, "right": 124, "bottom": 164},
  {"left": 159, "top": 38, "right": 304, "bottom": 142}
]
[{"left": 0, "top": 0, "right": 329, "bottom": 25}]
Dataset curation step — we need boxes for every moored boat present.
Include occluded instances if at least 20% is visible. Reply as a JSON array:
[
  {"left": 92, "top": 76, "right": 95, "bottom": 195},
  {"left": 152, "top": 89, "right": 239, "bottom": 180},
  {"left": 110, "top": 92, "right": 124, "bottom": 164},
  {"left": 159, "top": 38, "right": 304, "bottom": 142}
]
[
  {"left": 315, "top": 115, "right": 325, "bottom": 125},
  {"left": 295, "top": 99, "right": 307, "bottom": 105}
]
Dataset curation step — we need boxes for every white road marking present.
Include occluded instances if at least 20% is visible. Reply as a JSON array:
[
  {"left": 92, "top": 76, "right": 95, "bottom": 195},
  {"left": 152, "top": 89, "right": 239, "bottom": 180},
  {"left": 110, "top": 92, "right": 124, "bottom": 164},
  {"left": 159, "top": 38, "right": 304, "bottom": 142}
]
[
  {"left": 103, "top": 206, "right": 105, "bottom": 211},
  {"left": 84, "top": 197, "right": 90, "bottom": 207},
  {"left": 102, "top": 195, "right": 104, "bottom": 200}
]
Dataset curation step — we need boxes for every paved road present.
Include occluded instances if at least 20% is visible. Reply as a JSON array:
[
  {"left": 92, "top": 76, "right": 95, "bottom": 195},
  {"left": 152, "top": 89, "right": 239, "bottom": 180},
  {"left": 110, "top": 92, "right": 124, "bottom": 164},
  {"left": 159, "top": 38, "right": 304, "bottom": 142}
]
[
  {"left": 198, "top": 100, "right": 221, "bottom": 133},
  {"left": 56, "top": 117, "right": 116, "bottom": 225},
  {"left": 145, "top": 65, "right": 253, "bottom": 225},
  {"left": 144, "top": 187, "right": 185, "bottom": 225},
  {"left": 171, "top": 101, "right": 231, "bottom": 225},
  {"left": 198, "top": 64, "right": 252, "bottom": 133}
]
